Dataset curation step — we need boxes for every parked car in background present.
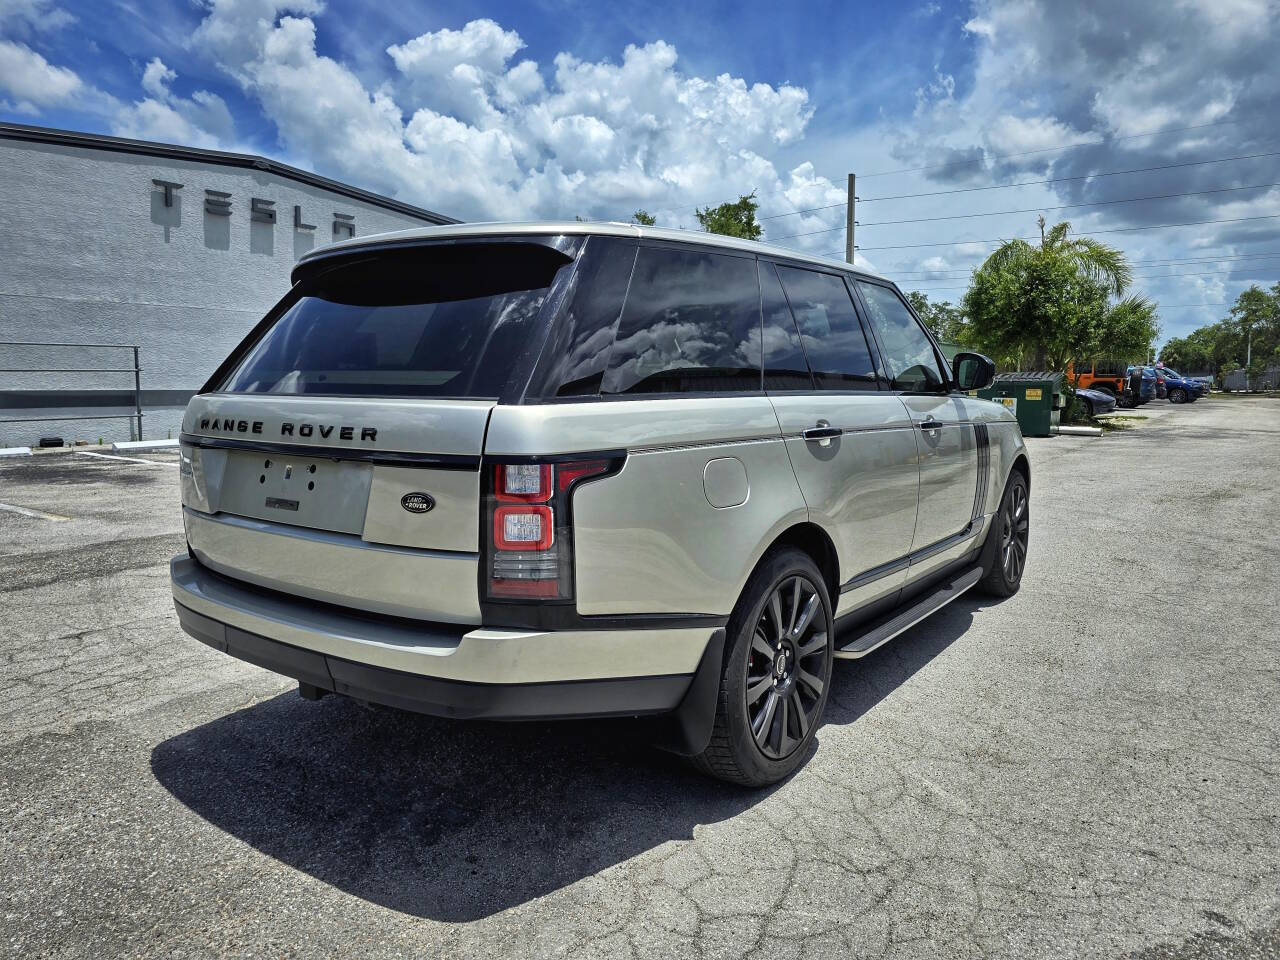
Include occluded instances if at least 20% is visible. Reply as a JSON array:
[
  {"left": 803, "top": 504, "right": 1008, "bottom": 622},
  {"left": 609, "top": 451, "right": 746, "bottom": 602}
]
[
  {"left": 1124, "top": 365, "right": 1157, "bottom": 406},
  {"left": 1158, "top": 367, "right": 1206, "bottom": 403},
  {"left": 1067, "top": 360, "right": 1127, "bottom": 400},
  {"left": 1073, "top": 386, "right": 1118, "bottom": 418}
]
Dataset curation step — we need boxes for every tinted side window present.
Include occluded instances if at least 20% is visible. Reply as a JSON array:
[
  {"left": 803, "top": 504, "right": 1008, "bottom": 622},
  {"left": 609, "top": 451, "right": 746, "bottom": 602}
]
[
  {"left": 526, "top": 236, "right": 637, "bottom": 398},
  {"left": 774, "top": 266, "right": 878, "bottom": 390},
  {"left": 601, "top": 247, "right": 761, "bottom": 395},
  {"left": 760, "top": 262, "right": 813, "bottom": 390},
  {"left": 855, "top": 281, "right": 947, "bottom": 393}
]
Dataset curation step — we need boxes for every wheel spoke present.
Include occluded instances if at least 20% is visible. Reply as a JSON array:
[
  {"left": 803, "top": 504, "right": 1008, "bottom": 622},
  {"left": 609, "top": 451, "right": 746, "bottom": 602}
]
[
  {"left": 776, "top": 696, "right": 793, "bottom": 753},
  {"left": 787, "top": 578, "right": 802, "bottom": 636},
  {"left": 792, "top": 593, "right": 821, "bottom": 638},
  {"left": 751, "top": 631, "right": 773, "bottom": 661},
  {"left": 797, "top": 631, "right": 827, "bottom": 658},
  {"left": 767, "top": 589, "right": 784, "bottom": 642},
  {"left": 791, "top": 689, "right": 810, "bottom": 738},
  {"left": 753, "top": 690, "right": 779, "bottom": 746},
  {"left": 796, "top": 667, "right": 824, "bottom": 697},
  {"left": 746, "top": 673, "right": 774, "bottom": 705}
]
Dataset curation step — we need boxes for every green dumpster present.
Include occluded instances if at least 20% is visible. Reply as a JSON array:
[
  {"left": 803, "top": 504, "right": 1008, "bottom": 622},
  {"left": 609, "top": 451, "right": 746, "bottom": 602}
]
[{"left": 974, "top": 371, "right": 1065, "bottom": 437}]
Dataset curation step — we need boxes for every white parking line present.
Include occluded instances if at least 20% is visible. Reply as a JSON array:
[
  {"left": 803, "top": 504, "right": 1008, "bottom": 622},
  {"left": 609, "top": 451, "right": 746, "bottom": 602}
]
[
  {"left": 0, "top": 501, "right": 71, "bottom": 522},
  {"left": 76, "top": 450, "right": 161, "bottom": 466}
]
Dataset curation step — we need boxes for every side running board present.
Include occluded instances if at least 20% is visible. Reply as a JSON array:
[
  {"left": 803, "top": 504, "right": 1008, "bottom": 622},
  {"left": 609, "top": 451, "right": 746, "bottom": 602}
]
[{"left": 834, "top": 565, "right": 983, "bottom": 659}]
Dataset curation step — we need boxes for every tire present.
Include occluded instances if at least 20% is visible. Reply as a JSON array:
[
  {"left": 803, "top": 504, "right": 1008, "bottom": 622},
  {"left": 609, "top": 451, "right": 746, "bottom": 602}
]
[
  {"left": 689, "top": 548, "right": 834, "bottom": 787},
  {"left": 977, "top": 470, "right": 1029, "bottom": 598},
  {"left": 1169, "top": 388, "right": 1186, "bottom": 404},
  {"left": 1078, "top": 398, "right": 1093, "bottom": 419},
  {"left": 1093, "top": 385, "right": 1115, "bottom": 399}
]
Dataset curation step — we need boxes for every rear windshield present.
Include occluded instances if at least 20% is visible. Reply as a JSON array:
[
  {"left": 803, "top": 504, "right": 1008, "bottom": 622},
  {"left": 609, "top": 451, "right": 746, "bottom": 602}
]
[{"left": 220, "top": 243, "right": 571, "bottom": 398}]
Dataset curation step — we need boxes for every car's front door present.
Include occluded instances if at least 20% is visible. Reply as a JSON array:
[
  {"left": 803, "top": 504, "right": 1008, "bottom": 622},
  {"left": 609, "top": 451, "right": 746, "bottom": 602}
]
[
  {"left": 852, "top": 280, "right": 979, "bottom": 576},
  {"left": 763, "top": 262, "right": 920, "bottom": 616}
]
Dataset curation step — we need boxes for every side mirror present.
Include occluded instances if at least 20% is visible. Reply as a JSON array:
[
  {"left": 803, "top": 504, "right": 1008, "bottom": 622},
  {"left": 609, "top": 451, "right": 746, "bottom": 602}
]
[{"left": 952, "top": 351, "right": 995, "bottom": 391}]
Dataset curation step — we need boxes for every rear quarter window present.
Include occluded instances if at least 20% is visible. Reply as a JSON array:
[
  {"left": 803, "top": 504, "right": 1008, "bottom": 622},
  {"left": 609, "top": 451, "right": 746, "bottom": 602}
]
[{"left": 600, "top": 246, "right": 762, "bottom": 395}]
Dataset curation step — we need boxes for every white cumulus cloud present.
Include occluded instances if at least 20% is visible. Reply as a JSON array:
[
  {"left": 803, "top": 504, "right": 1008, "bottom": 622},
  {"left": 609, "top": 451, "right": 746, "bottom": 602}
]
[
  {"left": 112, "top": 56, "right": 235, "bottom": 147},
  {"left": 0, "top": 38, "right": 80, "bottom": 111},
  {"left": 181, "top": 1, "right": 816, "bottom": 224}
]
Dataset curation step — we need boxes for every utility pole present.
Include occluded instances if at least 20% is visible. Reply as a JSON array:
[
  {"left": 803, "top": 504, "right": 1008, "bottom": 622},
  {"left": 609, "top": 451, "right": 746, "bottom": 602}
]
[
  {"left": 1246, "top": 324, "right": 1252, "bottom": 389},
  {"left": 845, "top": 174, "right": 857, "bottom": 264}
]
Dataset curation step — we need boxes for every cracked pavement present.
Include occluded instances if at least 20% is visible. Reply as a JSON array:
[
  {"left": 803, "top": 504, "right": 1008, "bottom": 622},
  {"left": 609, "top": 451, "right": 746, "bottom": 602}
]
[{"left": 1, "top": 399, "right": 1278, "bottom": 959}]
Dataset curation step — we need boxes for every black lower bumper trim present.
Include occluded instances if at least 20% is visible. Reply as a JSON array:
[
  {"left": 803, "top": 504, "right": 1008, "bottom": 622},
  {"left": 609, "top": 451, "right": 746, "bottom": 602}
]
[{"left": 175, "top": 601, "right": 692, "bottom": 721}]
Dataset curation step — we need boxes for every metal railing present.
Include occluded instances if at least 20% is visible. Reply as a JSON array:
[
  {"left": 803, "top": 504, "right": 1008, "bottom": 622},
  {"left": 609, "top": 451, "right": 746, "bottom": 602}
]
[{"left": 0, "top": 341, "right": 143, "bottom": 439}]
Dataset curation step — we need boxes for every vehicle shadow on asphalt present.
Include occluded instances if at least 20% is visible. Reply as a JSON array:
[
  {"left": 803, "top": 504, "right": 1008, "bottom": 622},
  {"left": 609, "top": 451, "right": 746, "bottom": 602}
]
[
  {"left": 825, "top": 596, "right": 982, "bottom": 727},
  {"left": 150, "top": 597, "right": 988, "bottom": 922}
]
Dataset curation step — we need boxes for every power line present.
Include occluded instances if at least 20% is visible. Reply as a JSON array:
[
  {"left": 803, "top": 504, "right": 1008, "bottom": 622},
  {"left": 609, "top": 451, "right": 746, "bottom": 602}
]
[
  {"left": 857, "top": 118, "right": 1245, "bottom": 179},
  {"left": 757, "top": 150, "right": 1280, "bottom": 220},
  {"left": 904, "top": 268, "right": 1280, "bottom": 290},
  {"left": 900, "top": 293, "right": 1238, "bottom": 308},
  {"left": 892, "top": 260, "right": 1280, "bottom": 281},
  {"left": 769, "top": 182, "right": 1280, "bottom": 239},
  {"left": 856, "top": 214, "right": 1280, "bottom": 251},
  {"left": 887, "top": 251, "right": 1280, "bottom": 275}
]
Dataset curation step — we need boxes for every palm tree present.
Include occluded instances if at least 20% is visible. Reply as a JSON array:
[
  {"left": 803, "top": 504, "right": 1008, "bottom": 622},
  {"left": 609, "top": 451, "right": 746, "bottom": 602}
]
[{"left": 967, "top": 217, "right": 1146, "bottom": 369}]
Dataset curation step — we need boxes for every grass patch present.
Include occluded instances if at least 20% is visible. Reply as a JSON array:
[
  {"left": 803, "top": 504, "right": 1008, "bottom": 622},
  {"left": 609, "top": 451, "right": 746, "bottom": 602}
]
[
  {"left": 1208, "top": 390, "right": 1280, "bottom": 400},
  {"left": 1096, "top": 415, "right": 1147, "bottom": 432}
]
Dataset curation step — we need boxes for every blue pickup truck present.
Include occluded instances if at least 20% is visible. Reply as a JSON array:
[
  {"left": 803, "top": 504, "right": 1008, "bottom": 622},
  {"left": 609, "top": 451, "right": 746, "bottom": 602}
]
[{"left": 1157, "top": 367, "right": 1207, "bottom": 404}]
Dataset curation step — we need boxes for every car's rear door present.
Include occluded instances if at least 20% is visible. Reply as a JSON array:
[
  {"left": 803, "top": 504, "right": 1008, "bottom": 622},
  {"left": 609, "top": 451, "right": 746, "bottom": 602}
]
[{"left": 763, "top": 261, "right": 920, "bottom": 614}]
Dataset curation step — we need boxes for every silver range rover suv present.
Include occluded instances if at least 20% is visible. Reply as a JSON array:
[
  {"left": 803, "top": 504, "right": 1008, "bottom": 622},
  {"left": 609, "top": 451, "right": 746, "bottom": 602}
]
[{"left": 172, "top": 222, "right": 1029, "bottom": 786}]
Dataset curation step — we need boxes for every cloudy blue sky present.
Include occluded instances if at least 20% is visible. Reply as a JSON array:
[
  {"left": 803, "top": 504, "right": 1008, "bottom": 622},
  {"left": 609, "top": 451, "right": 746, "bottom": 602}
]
[{"left": 2, "top": 0, "right": 1278, "bottom": 345}]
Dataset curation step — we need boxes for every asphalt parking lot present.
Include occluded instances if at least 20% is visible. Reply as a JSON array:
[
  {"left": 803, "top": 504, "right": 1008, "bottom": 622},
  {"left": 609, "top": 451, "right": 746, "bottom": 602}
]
[{"left": 2, "top": 398, "right": 1278, "bottom": 959}]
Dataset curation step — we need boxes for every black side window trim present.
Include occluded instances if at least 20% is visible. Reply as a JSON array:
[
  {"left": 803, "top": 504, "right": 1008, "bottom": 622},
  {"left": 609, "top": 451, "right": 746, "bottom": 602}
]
[{"left": 848, "top": 277, "right": 954, "bottom": 394}]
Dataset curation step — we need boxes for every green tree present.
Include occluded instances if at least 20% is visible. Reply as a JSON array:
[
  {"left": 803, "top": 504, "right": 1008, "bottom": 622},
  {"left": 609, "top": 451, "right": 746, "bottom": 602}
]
[
  {"left": 962, "top": 218, "right": 1156, "bottom": 371},
  {"left": 905, "top": 291, "right": 969, "bottom": 343},
  {"left": 631, "top": 209, "right": 656, "bottom": 226},
  {"left": 1160, "top": 284, "right": 1280, "bottom": 380},
  {"left": 696, "top": 191, "right": 762, "bottom": 240}
]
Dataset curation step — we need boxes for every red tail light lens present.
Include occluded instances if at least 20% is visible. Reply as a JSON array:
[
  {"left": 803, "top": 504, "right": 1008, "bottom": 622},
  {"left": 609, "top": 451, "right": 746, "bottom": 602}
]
[{"left": 483, "top": 457, "right": 619, "bottom": 601}]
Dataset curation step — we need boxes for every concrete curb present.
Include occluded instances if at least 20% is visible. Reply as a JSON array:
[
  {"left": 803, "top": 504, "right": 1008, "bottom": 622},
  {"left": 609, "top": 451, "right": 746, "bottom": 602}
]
[
  {"left": 0, "top": 446, "right": 33, "bottom": 457},
  {"left": 112, "top": 439, "right": 179, "bottom": 453}
]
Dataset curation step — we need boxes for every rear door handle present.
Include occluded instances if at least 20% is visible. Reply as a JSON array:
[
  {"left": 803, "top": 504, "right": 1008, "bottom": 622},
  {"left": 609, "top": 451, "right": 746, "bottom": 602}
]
[
  {"left": 803, "top": 421, "right": 841, "bottom": 446},
  {"left": 919, "top": 417, "right": 944, "bottom": 431}
]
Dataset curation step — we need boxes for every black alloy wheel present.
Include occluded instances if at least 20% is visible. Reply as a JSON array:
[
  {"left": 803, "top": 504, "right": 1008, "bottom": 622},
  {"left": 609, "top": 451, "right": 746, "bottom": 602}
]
[
  {"left": 979, "top": 471, "right": 1029, "bottom": 597},
  {"left": 690, "top": 548, "right": 834, "bottom": 786},
  {"left": 744, "top": 575, "right": 828, "bottom": 761},
  {"left": 1000, "top": 481, "right": 1029, "bottom": 584}
]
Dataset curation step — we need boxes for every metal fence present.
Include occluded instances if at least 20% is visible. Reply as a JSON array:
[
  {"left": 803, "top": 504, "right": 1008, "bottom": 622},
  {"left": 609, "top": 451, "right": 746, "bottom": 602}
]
[
  {"left": 1223, "top": 366, "right": 1280, "bottom": 391},
  {"left": 0, "top": 340, "right": 143, "bottom": 441}
]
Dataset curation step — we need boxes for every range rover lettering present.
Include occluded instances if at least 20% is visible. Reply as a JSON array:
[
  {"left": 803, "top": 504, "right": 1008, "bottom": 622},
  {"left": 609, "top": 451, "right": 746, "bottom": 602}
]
[{"left": 172, "top": 222, "right": 1029, "bottom": 786}]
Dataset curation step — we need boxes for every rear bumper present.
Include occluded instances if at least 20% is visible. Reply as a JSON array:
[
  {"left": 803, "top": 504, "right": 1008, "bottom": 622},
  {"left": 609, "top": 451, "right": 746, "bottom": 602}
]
[{"left": 171, "top": 556, "right": 717, "bottom": 720}]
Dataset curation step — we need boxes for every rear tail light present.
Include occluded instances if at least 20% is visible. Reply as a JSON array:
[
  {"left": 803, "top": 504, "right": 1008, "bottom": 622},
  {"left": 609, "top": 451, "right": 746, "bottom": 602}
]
[{"left": 483, "top": 457, "right": 621, "bottom": 601}]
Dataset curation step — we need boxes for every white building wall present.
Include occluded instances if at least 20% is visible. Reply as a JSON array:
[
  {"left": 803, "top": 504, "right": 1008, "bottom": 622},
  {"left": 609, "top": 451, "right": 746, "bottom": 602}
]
[{"left": 0, "top": 135, "right": 446, "bottom": 446}]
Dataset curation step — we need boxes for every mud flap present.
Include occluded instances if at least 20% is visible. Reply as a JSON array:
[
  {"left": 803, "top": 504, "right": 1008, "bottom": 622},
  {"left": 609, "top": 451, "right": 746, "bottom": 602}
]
[{"left": 649, "top": 628, "right": 725, "bottom": 756}]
